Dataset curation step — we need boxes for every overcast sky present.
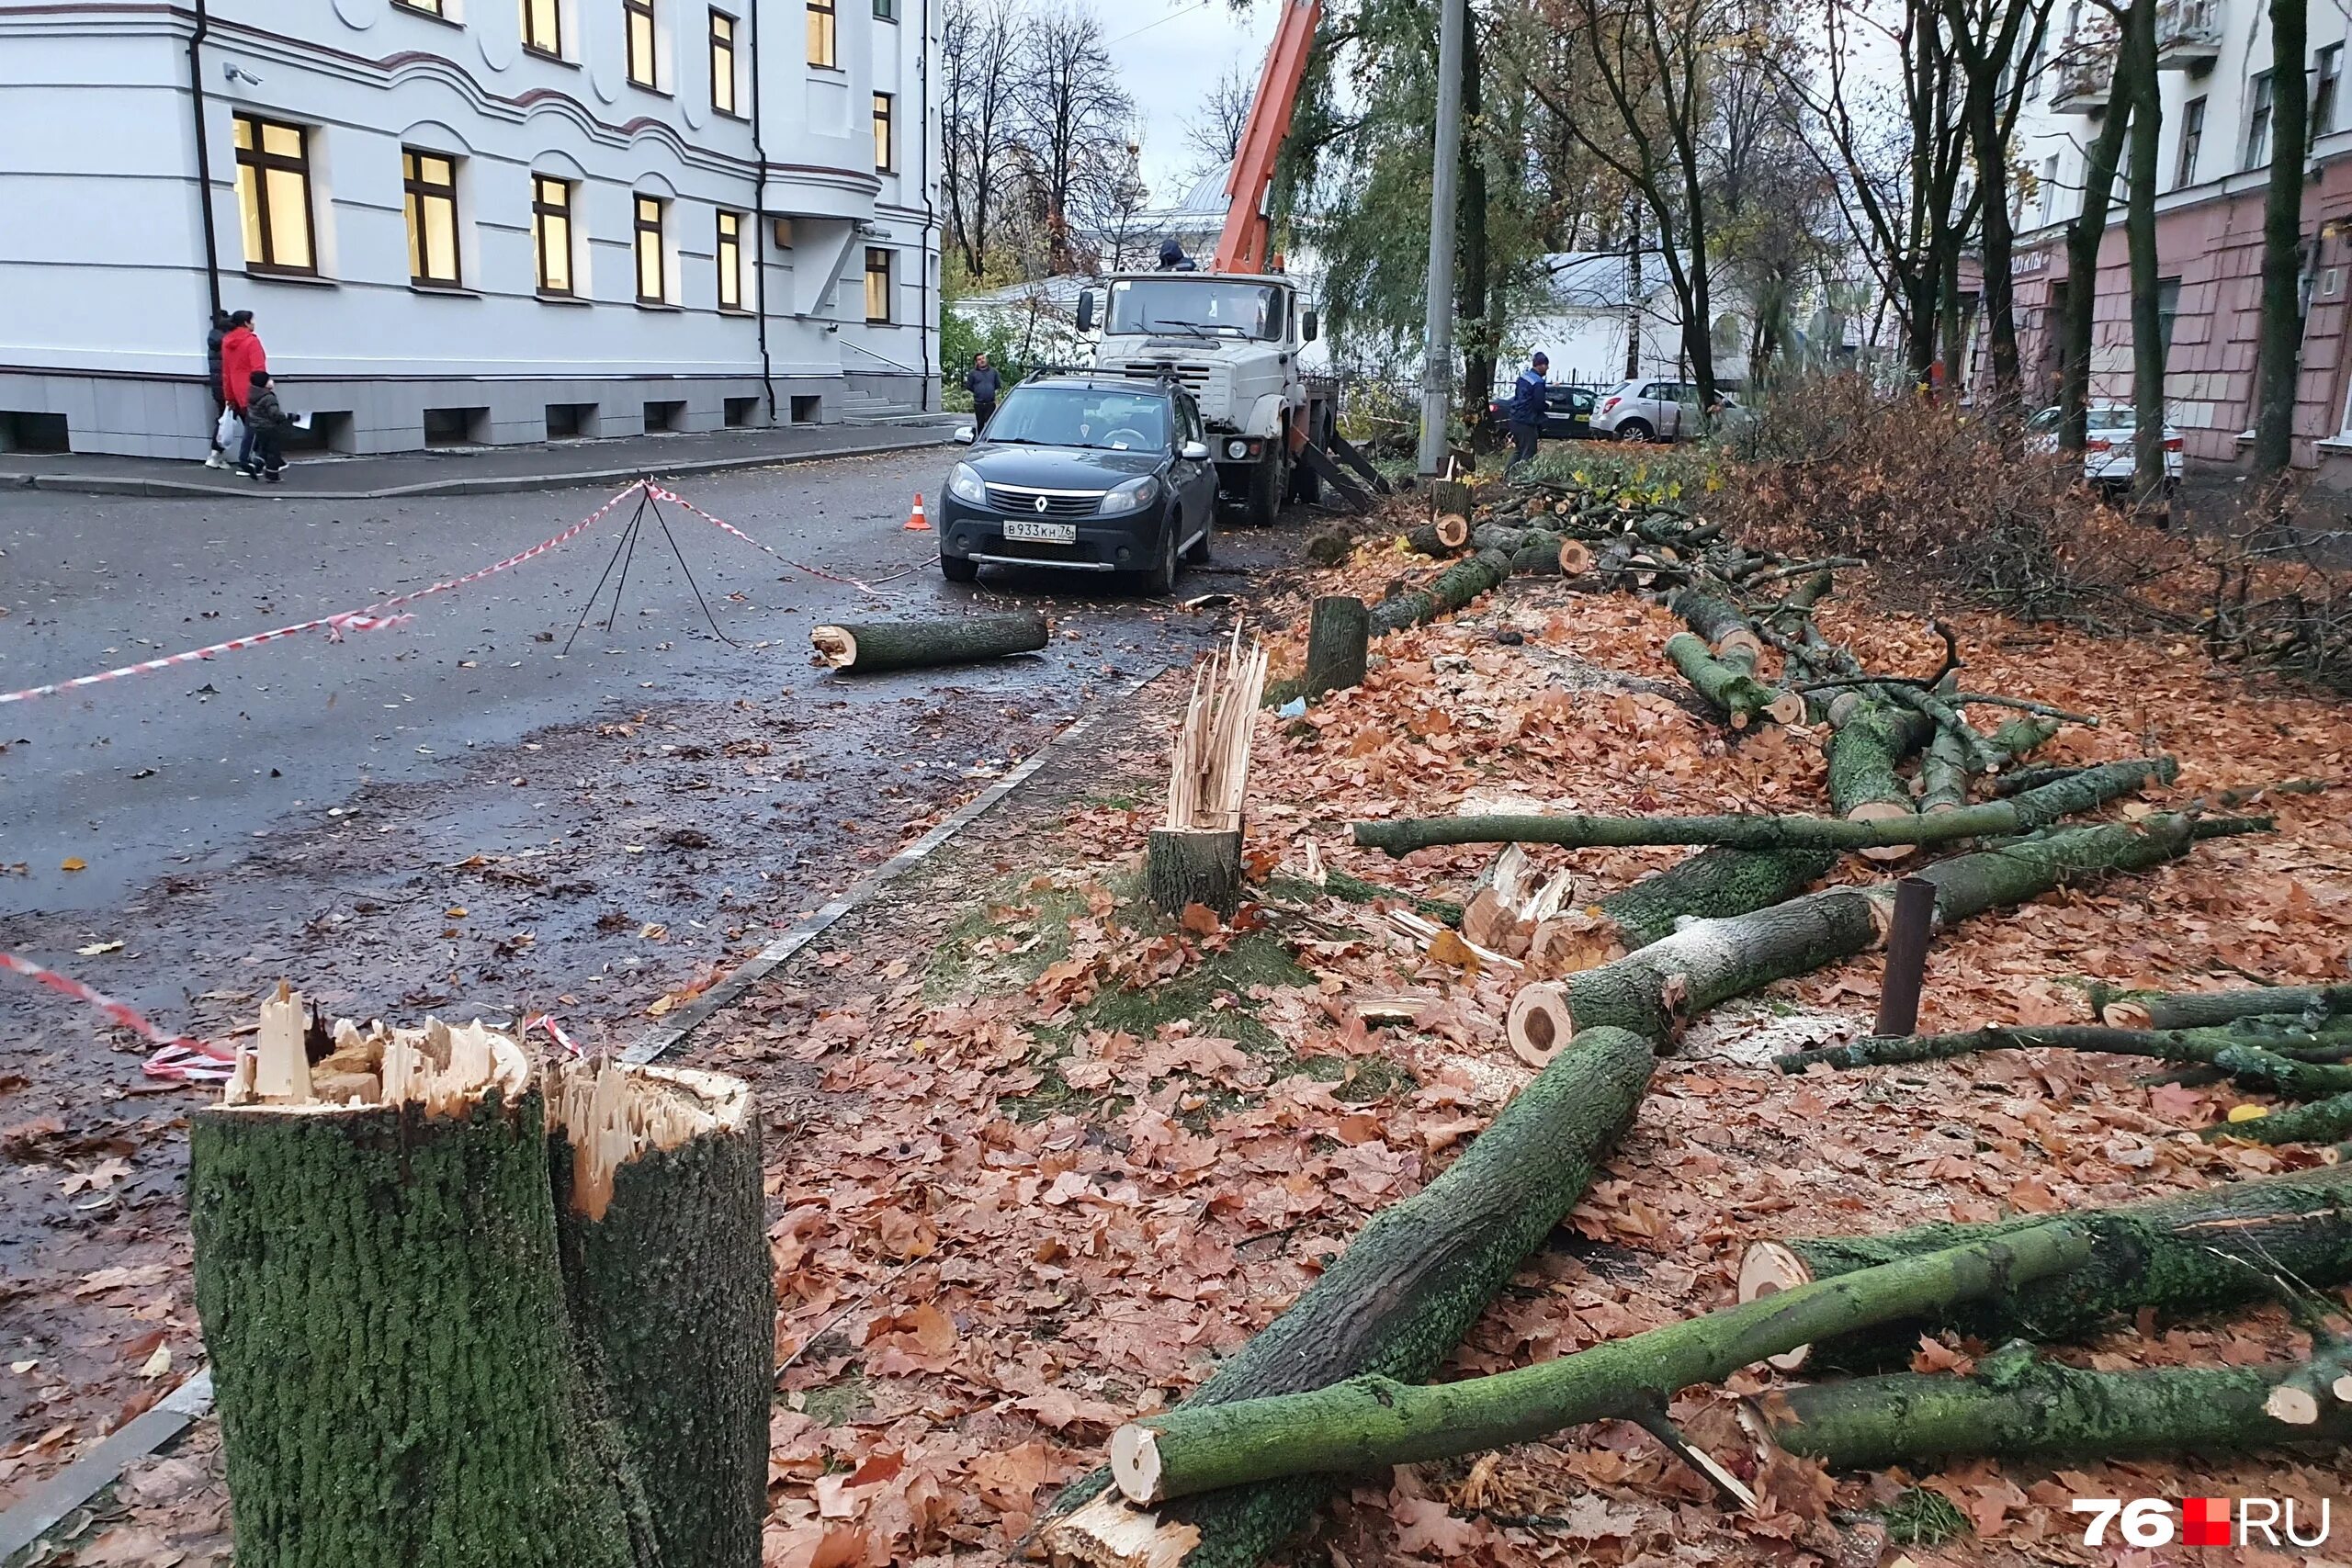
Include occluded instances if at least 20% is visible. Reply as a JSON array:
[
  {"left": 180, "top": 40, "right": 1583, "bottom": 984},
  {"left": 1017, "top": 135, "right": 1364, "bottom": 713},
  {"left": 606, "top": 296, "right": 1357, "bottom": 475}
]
[{"left": 1089, "top": 0, "right": 1280, "bottom": 201}]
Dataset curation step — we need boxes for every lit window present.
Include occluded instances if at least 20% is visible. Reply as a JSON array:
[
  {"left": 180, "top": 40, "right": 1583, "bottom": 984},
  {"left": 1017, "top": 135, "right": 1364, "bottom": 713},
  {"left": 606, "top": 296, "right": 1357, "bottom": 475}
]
[
  {"left": 717, "top": 209, "right": 743, "bottom": 310},
  {"left": 710, "top": 10, "right": 739, "bottom": 116},
  {"left": 873, "top": 93, "right": 893, "bottom": 172},
  {"left": 232, "top": 113, "right": 317, "bottom": 275},
  {"left": 533, "top": 175, "right": 574, "bottom": 295},
  {"left": 626, "top": 0, "right": 656, "bottom": 87},
  {"left": 523, "top": 0, "right": 561, "bottom": 55},
  {"left": 865, "top": 245, "right": 891, "bottom": 323},
  {"left": 636, "top": 195, "right": 667, "bottom": 303},
  {"left": 402, "top": 150, "right": 462, "bottom": 287},
  {"left": 807, "top": 0, "right": 834, "bottom": 67}
]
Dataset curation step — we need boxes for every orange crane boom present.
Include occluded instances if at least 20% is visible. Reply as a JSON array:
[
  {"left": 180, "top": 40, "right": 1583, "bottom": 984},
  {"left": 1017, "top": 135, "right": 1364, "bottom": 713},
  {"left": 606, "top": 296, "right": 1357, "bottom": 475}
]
[{"left": 1210, "top": 0, "right": 1321, "bottom": 276}]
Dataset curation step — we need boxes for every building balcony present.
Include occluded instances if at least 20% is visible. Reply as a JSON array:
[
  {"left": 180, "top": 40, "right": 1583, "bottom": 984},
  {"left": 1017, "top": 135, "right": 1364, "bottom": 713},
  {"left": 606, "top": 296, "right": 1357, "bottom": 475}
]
[
  {"left": 2053, "top": 39, "right": 2117, "bottom": 113},
  {"left": 2155, "top": 0, "right": 2222, "bottom": 69}
]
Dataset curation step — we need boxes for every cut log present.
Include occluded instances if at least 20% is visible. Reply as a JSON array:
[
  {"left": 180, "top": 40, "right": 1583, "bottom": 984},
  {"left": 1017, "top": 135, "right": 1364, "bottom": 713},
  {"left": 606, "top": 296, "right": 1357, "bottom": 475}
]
[
  {"left": 1826, "top": 699, "right": 1928, "bottom": 860},
  {"left": 1748, "top": 1342, "right": 2352, "bottom": 1470},
  {"left": 1404, "top": 524, "right": 1459, "bottom": 558},
  {"left": 2100, "top": 983, "right": 2352, "bottom": 1032},
  {"left": 1371, "top": 548, "right": 1513, "bottom": 637},
  {"left": 1104, "top": 1224, "right": 2091, "bottom": 1504},
  {"left": 2205, "top": 1089, "right": 2352, "bottom": 1145},
  {"left": 1037, "top": 1029, "right": 1657, "bottom": 1568},
  {"left": 1775, "top": 1021, "right": 2352, "bottom": 1076},
  {"left": 548, "top": 1061, "right": 770, "bottom": 1568},
  {"left": 1915, "top": 725, "right": 1972, "bottom": 815},
  {"left": 1667, "top": 586, "right": 1766, "bottom": 661},
  {"left": 191, "top": 1010, "right": 644, "bottom": 1568},
  {"left": 1982, "top": 715, "right": 2063, "bottom": 770},
  {"left": 1664, "top": 632, "right": 1805, "bottom": 729},
  {"left": 1504, "top": 814, "right": 2226, "bottom": 1046},
  {"left": 1736, "top": 1162, "right": 2352, "bottom": 1370},
  {"left": 1353, "top": 758, "right": 2177, "bottom": 859},
  {"left": 1591, "top": 846, "right": 1838, "bottom": 953},
  {"left": 1302, "top": 527, "right": 1356, "bottom": 567},
  {"left": 1299, "top": 595, "right": 1370, "bottom": 701},
  {"left": 810, "top": 611, "right": 1048, "bottom": 673},
  {"left": 1556, "top": 537, "right": 1595, "bottom": 577},
  {"left": 1149, "top": 829, "right": 1246, "bottom": 920}
]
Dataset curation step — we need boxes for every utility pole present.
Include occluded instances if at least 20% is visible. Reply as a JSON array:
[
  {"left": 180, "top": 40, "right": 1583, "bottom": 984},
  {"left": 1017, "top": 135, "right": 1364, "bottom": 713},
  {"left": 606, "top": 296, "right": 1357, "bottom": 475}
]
[{"left": 1417, "top": 0, "right": 1465, "bottom": 476}]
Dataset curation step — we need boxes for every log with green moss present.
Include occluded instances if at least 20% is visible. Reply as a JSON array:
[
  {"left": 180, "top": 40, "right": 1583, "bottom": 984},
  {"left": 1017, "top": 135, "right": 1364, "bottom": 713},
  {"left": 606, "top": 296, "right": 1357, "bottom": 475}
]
[
  {"left": 1664, "top": 632, "right": 1805, "bottom": 729},
  {"left": 1748, "top": 1342, "right": 2352, "bottom": 1470},
  {"left": 1735, "top": 1162, "right": 2352, "bottom": 1371},
  {"left": 548, "top": 1063, "right": 772, "bottom": 1568},
  {"left": 809, "top": 611, "right": 1048, "bottom": 673},
  {"left": 1825, "top": 698, "right": 1929, "bottom": 849},
  {"left": 1370, "top": 548, "right": 1514, "bottom": 636},
  {"left": 2099, "top": 982, "right": 2352, "bottom": 1031},
  {"left": 1915, "top": 724, "right": 1973, "bottom": 815},
  {"left": 1667, "top": 585, "right": 1765, "bottom": 657},
  {"left": 1037, "top": 1028, "right": 1657, "bottom": 1568},
  {"left": 1353, "top": 759, "right": 2177, "bottom": 859},
  {"left": 1776, "top": 1021, "right": 2352, "bottom": 1076},
  {"left": 191, "top": 1017, "right": 644, "bottom": 1568},
  {"left": 1104, "top": 1224, "right": 2091, "bottom": 1504},
  {"left": 2206, "top": 1089, "right": 2352, "bottom": 1145},
  {"left": 1591, "top": 846, "right": 1837, "bottom": 950},
  {"left": 1507, "top": 814, "right": 2242, "bottom": 1052}
]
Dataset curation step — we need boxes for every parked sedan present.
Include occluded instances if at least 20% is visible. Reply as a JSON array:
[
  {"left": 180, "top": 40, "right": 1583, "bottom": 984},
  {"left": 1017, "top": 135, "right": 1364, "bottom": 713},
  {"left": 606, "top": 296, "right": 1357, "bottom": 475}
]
[
  {"left": 2022, "top": 404, "right": 2184, "bottom": 494},
  {"left": 1487, "top": 383, "right": 1600, "bottom": 440},
  {"left": 1589, "top": 379, "right": 1737, "bottom": 442},
  {"left": 939, "top": 376, "right": 1217, "bottom": 593}
]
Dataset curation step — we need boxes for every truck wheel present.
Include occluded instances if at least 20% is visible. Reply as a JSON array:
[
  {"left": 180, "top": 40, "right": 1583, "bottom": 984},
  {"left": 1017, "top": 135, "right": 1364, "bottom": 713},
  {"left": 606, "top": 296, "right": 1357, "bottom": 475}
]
[
  {"left": 1291, "top": 445, "right": 1321, "bottom": 505},
  {"left": 1245, "top": 446, "right": 1286, "bottom": 527}
]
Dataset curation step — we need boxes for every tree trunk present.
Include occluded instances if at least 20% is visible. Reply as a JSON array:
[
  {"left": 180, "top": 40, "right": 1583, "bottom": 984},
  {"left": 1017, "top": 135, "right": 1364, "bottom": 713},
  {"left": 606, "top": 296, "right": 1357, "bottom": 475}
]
[
  {"left": 1736, "top": 1162, "right": 2352, "bottom": 1368},
  {"left": 1508, "top": 814, "right": 2225, "bottom": 1046},
  {"left": 1593, "top": 847, "right": 1837, "bottom": 950},
  {"left": 1747, "top": 1343, "right": 2352, "bottom": 1470},
  {"left": 2102, "top": 982, "right": 2352, "bottom": 1031},
  {"left": 548, "top": 1063, "right": 771, "bottom": 1568},
  {"left": 2253, "top": 0, "right": 2311, "bottom": 473},
  {"left": 1371, "top": 548, "right": 1513, "bottom": 636},
  {"left": 1668, "top": 586, "right": 1765, "bottom": 659},
  {"left": 2059, "top": 38, "right": 2134, "bottom": 452},
  {"left": 809, "top": 612, "right": 1049, "bottom": 672},
  {"left": 1916, "top": 724, "right": 1972, "bottom": 814},
  {"left": 2124, "top": 0, "right": 2167, "bottom": 503},
  {"left": 1663, "top": 633, "right": 1805, "bottom": 729},
  {"left": 1038, "top": 1028, "right": 1657, "bottom": 1568},
  {"left": 191, "top": 1066, "right": 644, "bottom": 1568},
  {"left": 1300, "top": 595, "right": 1370, "bottom": 701},
  {"left": 1457, "top": 21, "right": 1498, "bottom": 444},
  {"left": 1148, "top": 828, "right": 1245, "bottom": 920},
  {"left": 1107, "top": 1225, "right": 2092, "bottom": 1504},
  {"left": 1776, "top": 1021, "right": 2352, "bottom": 1076},
  {"left": 1353, "top": 759, "right": 2175, "bottom": 858},
  {"left": 1968, "top": 85, "right": 2021, "bottom": 405},
  {"left": 1826, "top": 699, "right": 1930, "bottom": 853}
]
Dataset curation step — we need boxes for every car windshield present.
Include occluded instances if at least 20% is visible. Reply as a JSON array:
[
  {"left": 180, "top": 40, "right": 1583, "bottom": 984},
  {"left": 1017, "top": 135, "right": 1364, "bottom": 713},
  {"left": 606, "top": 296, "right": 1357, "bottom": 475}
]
[
  {"left": 1107, "top": 278, "right": 1284, "bottom": 342},
  {"left": 2087, "top": 409, "right": 2136, "bottom": 432},
  {"left": 984, "top": 385, "right": 1170, "bottom": 451}
]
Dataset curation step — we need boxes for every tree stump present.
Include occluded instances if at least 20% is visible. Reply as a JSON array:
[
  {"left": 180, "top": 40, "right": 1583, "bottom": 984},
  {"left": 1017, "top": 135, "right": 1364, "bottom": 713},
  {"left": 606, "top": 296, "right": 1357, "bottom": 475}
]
[
  {"left": 1300, "top": 596, "right": 1370, "bottom": 700},
  {"left": 1148, "top": 828, "right": 1245, "bottom": 919}
]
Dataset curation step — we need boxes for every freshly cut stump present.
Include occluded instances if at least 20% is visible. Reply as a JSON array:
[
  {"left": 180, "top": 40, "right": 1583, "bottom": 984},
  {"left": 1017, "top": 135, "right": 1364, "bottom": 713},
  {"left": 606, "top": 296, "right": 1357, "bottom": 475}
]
[
  {"left": 548, "top": 1060, "right": 771, "bottom": 1568},
  {"left": 809, "top": 611, "right": 1047, "bottom": 673},
  {"left": 191, "top": 997, "right": 640, "bottom": 1568},
  {"left": 1299, "top": 595, "right": 1370, "bottom": 701},
  {"left": 1148, "top": 828, "right": 1245, "bottom": 920}
]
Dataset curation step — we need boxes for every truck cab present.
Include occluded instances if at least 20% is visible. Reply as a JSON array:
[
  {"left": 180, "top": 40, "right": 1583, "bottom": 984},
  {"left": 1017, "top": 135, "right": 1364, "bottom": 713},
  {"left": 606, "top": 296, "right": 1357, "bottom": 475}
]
[{"left": 1079, "top": 271, "right": 1329, "bottom": 527}]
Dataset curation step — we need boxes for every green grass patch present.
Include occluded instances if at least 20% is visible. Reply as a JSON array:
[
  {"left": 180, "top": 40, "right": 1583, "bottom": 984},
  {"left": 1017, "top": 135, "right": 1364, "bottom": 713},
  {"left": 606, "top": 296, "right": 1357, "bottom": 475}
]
[
  {"left": 794, "top": 1370, "right": 874, "bottom": 1427},
  {"left": 925, "top": 878, "right": 1098, "bottom": 1003},
  {"left": 1881, "top": 1487, "right": 1971, "bottom": 1547}
]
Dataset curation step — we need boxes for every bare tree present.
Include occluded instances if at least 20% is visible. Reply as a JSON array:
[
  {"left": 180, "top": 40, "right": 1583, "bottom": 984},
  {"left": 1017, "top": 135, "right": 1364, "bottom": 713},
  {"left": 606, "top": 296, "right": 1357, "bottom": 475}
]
[
  {"left": 941, "top": 0, "right": 1027, "bottom": 281},
  {"left": 1012, "top": 3, "right": 1137, "bottom": 275},
  {"left": 1183, "top": 60, "right": 1257, "bottom": 177},
  {"left": 1942, "top": 0, "right": 2056, "bottom": 407},
  {"left": 2054, "top": 6, "right": 2133, "bottom": 452},
  {"left": 2253, "top": 0, "right": 2311, "bottom": 471}
]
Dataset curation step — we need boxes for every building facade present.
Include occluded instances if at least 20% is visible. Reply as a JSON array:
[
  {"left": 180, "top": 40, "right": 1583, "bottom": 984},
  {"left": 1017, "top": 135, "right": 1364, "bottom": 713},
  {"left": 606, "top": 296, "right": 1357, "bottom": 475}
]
[
  {"left": 0, "top": 0, "right": 940, "bottom": 459},
  {"left": 2007, "top": 0, "right": 2352, "bottom": 480}
]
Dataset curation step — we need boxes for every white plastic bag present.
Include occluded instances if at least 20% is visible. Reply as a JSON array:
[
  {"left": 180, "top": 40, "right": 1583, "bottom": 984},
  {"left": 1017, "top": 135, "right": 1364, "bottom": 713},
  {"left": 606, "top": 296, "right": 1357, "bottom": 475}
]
[{"left": 215, "top": 407, "right": 245, "bottom": 449}]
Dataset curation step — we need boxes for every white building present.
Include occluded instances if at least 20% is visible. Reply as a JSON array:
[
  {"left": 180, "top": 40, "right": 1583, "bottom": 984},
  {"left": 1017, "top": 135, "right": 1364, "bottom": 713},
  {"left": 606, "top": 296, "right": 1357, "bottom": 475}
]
[{"left": 0, "top": 0, "right": 941, "bottom": 459}]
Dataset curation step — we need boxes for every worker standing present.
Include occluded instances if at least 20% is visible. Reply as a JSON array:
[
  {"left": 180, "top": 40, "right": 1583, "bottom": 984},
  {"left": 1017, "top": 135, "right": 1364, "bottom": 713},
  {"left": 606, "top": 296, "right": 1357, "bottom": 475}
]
[
  {"left": 1506, "top": 351, "right": 1549, "bottom": 478},
  {"left": 965, "top": 353, "right": 1001, "bottom": 434}
]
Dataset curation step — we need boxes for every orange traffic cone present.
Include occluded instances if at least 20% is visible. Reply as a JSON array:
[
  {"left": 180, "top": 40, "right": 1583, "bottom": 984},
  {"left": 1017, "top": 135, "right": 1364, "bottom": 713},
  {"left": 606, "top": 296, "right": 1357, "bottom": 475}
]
[{"left": 903, "top": 492, "right": 932, "bottom": 532}]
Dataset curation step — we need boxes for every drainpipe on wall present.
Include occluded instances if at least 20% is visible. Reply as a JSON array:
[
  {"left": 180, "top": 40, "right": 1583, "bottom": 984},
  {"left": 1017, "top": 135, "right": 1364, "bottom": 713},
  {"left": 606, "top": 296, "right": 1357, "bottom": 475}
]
[
  {"left": 916, "top": 0, "right": 933, "bottom": 412},
  {"left": 187, "top": 0, "right": 223, "bottom": 317},
  {"left": 749, "top": 0, "right": 777, "bottom": 422}
]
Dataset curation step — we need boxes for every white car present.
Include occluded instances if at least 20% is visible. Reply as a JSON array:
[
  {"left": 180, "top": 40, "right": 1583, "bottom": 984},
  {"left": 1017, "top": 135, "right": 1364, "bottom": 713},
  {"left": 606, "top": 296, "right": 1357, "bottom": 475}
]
[{"left": 2023, "top": 404, "right": 2183, "bottom": 494}]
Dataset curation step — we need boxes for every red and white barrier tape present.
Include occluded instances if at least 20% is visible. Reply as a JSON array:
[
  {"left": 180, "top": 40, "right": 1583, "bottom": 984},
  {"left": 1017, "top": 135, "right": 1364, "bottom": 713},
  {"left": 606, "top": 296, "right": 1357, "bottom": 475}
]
[
  {"left": 0, "top": 479, "right": 650, "bottom": 706},
  {"left": 0, "top": 950, "right": 238, "bottom": 1081},
  {"left": 646, "top": 484, "right": 895, "bottom": 597}
]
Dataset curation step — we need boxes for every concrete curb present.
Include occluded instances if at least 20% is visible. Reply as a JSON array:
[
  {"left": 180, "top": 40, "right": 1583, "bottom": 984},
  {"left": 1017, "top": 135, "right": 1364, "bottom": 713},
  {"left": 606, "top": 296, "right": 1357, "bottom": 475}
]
[
  {"left": 0, "top": 666, "right": 1162, "bottom": 1558},
  {"left": 2, "top": 429, "right": 956, "bottom": 503}
]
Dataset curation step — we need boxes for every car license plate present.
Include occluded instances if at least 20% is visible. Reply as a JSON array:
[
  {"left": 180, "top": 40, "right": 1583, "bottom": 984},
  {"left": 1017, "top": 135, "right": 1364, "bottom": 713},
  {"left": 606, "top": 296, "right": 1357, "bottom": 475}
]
[{"left": 1003, "top": 519, "right": 1076, "bottom": 544}]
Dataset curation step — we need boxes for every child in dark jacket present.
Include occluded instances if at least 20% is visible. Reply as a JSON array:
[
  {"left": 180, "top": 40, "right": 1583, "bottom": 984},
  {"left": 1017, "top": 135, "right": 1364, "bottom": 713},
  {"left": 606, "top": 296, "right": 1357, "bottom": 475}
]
[{"left": 243, "top": 371, "right": 291, "bottom": 482}]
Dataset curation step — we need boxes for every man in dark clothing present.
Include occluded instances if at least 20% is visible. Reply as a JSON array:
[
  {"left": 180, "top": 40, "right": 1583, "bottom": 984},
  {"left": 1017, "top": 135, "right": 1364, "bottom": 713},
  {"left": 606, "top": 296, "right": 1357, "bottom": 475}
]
[
  {"left": 1157, "top": 238, "right": 1198, "bottom": 272},
  {"left": 965, "top": 353, "right": 1001, "bottom": 433},
  {"left": 242, "top": 371, "right": 290, "bottom": 482},
  {"left": 1505, "top": 351, "right": 1549, "bottom": 478},
  {"left": 204, "top": 310, "right": 232, "bottom": 468}
]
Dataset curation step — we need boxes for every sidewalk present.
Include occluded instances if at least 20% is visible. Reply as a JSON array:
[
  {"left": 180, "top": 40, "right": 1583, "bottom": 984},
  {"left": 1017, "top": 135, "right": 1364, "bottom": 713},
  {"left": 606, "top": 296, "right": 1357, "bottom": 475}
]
[{"left": 0, "top": 420, "right": 961, "bottom": 502}]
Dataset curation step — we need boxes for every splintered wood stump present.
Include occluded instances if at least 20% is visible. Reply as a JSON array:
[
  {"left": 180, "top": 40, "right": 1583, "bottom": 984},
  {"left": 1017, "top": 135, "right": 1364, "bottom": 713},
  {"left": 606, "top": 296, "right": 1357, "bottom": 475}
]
[
  {"left": 1106, "top": 1224, "right": 2092, "bottom": 1503},
  {"left": 190, "top": 1003, "right": 640, "bottom": 1568},
  {"left": 1747, "top": 1344, "right": 2352, "bottom": 1470},
  {"left": 1300, "top": 595, "right": 1370, "bottom": 700},
  {"left": 1736, "top": 1162, "right": 2352, "bottom": 1371},
  {"left": 809, "top": 611, "right": 1047, "bottom": 673},
  {"left": 1148, "top": 828, "right": 1245, "bottom": 920},
  {"left": 1039, "top": 1028, "right": 1656, "bottom": 1568},
  {"left": 548, "top": 1061, "right": 771, "bottom": 1568}
]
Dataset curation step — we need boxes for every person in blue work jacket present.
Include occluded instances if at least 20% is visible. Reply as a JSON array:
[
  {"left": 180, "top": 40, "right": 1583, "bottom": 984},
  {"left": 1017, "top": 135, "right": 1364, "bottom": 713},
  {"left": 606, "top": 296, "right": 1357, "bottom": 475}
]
[{"left": 1506, "top": 352, "right": 1548, "bottom": 477}]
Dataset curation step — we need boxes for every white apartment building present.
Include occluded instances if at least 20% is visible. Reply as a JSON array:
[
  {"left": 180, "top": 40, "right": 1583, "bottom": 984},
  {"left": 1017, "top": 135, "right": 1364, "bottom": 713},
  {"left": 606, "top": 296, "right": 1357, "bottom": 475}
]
[
  {"left": 2005, "top": 0, "right": 2352, "bottom": 477},
  {"left": 0, "top": 0, "right": 941, "bottom": 459}
]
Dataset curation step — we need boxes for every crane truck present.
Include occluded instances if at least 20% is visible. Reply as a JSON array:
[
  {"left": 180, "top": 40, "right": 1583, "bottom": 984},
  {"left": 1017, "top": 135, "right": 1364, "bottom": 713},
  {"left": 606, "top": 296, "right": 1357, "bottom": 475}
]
[{"left": 1072, "top": 0, "right": 1381, "bottom": 527}]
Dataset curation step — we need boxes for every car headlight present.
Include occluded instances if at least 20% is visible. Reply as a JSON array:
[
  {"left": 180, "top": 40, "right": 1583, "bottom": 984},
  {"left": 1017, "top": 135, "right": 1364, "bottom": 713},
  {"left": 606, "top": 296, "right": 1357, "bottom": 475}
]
[
  {"left": 1100, "top": 475, "right": 1160, "bottom": 514},
  {"left": 1226, "top": 439, "right": 1250, "bottom": 460},
  {"left": 948, "top": 462, "right": 987, "bottom": 506}
]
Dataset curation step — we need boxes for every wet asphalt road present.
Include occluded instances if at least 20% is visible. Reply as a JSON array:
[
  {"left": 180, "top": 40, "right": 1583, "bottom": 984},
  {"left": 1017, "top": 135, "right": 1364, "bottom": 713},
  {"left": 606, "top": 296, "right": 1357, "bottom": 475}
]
[{"left": 0, "top": 446, "right": 1265, "bottom": 1039}]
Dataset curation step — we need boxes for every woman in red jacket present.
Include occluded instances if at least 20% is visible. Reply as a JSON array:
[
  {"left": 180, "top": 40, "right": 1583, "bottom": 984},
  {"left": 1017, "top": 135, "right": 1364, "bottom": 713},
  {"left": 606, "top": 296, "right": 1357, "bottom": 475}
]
[{"left": 219, "top": 311, "right": 266, "bottom": 468}]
